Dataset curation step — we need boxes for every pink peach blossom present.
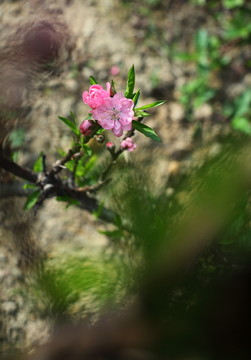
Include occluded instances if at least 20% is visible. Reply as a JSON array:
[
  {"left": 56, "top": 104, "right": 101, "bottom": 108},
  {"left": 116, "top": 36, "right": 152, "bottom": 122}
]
[
  {"left": 121, "top": 137, "right": 137, "bottom": 152},
  {"left": 92, "top": 93, "right": 134, "bottom": 137},
  {"left": 82, "top": 83, "right": 111, "bottom": 109}
]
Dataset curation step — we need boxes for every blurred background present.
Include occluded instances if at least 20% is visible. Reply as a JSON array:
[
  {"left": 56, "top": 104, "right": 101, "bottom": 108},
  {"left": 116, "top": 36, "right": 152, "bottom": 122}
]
[{"left": 1, "top": 0, "right": 251, "bottom": 359}]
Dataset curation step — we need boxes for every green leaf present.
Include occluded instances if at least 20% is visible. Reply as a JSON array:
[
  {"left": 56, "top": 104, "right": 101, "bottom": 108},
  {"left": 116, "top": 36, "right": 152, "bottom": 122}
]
[
  {"left": 84, "top": 113, "right": 93, "bottom": 121},
  {"left": 9, "top": 128, "right": 25, "bottom": 148},
  {"left": 174, "top": 52, "right": 197, "bottom": 62},
  {"left": 125, "top": 65, "right": 135, "bottom": 99},
  {"left": 57, "top": 149, "right": 66, "bottom": 157},
  {"left": 58, "top": 116, "right": 80, "bottom": 136},
  {"left": 33, "top": 153, "right": 44, "bottom": 173},
  {"left": 23, "top": 190, "right": 41, "bottom": 210},
  {"left": 196, "top": 29, "right": 208, "bottom": 52},
  {"left": 110, "top": 80, "right": 117, "bottom": 95},
  {"left": 132, "top": 89, "right": 141, "bottom": 107},
  {"left": 65, "top": 159, "right": 75, "bottom": 172},
  {"left": 232, "top": 117, "right": 251, "bottom": 135},
  {"left": 223, "top": 0, "right": 244, "bottom": 9},
  {"left": 99, "top": 229, "right": 123, "bottom": 239},
  {"left": 82, "top": 143, "right": 92, "bottom": 157},
  {"left": 234, "top": 90, "right": 251, "bottom": 118},
  {"left": 135, "top": 100, "right": 166, "bottom": 111},
  {"left": 89, "top": 76, "right": 98, "bottom": 85},
  {"left": 134, "top": 109, "right": 150, "bottom": 117},
  {"left": 132, "top": 120, "right": 161, "bottom": 142},
  {"left": 96, "top": 128, "right": 105, "bottom": 135},
  {"left": 23, "top": 183, "right": 37, "bottom": 190},
  {"left": 56, "top": 196, "right": 81, "bottom": 208}
]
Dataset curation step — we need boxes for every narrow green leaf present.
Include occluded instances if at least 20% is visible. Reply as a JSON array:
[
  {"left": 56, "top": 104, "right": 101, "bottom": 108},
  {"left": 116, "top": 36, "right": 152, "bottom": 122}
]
[
  {"left": 111, "top": 80, "right": 117, "bottom": 96},
  {"left": 132, "top": 120, "right": 161, "bottom": 142},
  {"left": 84, "top": 113, "right": 93, "bottom": 121},
  {"left": 99, "top": 229, "right": 123, "bottom": 239},
  {"left": 134, "top": 109, "right": 150, "bottom": 117},
  {"left": 96, "top": 128, "right": 105, "bottom": 135},
  {"left": 135, "top": 100, "right": 166, "bottom": 111},
  {"left": 23, "top": 183, "right": 37, "bottom": 190},
  {"left": 23, "top": 190, "right": 41, "bottom": 210},
  {"left": 125, "top": 65, "right": 135, "bottom": 99},
  {"left": 234, "top": 90, "right": 251, "bottom": 118},
  {"left": 82, "top": 143, "right": 92, "bottom": 157},
  {"left": 223, "top": 0, "right": 244, "bottom": 9},
  {"left": 132, "top": 89, "right": 141, "bottom": 107},
  {"left": 33, "top": 153, "right": 44, "bottom": 173},
  {"left": 232, "top": 117, "right": 251, "bottom": 135},
  {"left": 196, "top": 29, "right": 208, "bottom": 52},
  {"left": 58, "top": 116, "right": 80, "bottom": 136},
  {"left": 89, "top": 76, "right": 98, "bottom": 85}
]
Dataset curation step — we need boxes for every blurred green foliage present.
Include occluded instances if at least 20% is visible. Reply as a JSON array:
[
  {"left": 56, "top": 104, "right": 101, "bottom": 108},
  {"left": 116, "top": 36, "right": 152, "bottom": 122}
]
[
  {"left": 27, "top": 134, "right": 251, "bottom": 358},
  {"left": 121, "top": 0, "right": 251, "bottom": 134},
  {"left": 176, "top": 0, "right": 251, "bottom": 133},
  {"left": 34, "top": 253, "right": 135, "bottom": 318}
]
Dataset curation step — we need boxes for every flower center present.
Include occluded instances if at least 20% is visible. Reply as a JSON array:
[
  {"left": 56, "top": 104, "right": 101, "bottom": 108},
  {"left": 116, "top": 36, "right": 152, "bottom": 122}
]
[{"left": 111, "top": 108, "right": 120, "bottom": 121}]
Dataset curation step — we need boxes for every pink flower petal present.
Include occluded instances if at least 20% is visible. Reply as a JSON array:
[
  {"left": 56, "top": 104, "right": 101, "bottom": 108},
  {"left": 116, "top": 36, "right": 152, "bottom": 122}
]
[
  {"left": 90, "top": 92, "right": 134, "bottom": 137},
  {"left": 82, "top": 83, "right": 111, "bottom": 109}
]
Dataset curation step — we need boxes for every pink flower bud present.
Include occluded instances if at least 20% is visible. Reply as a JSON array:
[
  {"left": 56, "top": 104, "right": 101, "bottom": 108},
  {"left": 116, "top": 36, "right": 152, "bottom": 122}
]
[
  {"left": 106, "top": 142, "right": 115, "bottom": 150},
  {"left": 79, "top": 120, "right": 95, "bottom": 136},
  {"left": 110, "top": 65, "right": 120, "bottom": 76},
  {"left": 121, "top": 137, "right": 137, "bottom": 152}
]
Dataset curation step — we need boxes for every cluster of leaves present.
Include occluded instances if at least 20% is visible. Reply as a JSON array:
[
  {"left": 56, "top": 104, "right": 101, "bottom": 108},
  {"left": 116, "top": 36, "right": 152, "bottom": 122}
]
[{"left": 175, "top": 0, "right": 251, "bottom": 134}]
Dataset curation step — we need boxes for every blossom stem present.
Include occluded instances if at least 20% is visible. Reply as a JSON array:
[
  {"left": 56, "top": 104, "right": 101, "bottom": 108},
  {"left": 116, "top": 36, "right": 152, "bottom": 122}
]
[{"left": 99, "top": 118, "right": 143, "bottom": 182}]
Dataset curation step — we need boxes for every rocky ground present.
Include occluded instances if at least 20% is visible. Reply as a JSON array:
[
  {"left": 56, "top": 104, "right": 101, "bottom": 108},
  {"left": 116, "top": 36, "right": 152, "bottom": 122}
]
[{"left": 0, "top": 0, "right": 233, "bottom": 356}]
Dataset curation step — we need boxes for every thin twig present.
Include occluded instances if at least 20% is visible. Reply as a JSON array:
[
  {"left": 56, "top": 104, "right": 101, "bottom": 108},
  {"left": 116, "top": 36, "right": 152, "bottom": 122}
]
[
  {"left": 97, "top": 118, "right": 143, "bottom": 183},
  {"left": 42, "top": 154, "right": 47, "bottom": 174},
  {"left": 51, "top": 144, "right": 81, "bottom": 175}
]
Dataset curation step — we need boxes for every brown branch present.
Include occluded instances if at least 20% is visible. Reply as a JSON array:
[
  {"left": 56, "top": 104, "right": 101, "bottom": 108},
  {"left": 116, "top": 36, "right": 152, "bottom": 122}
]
[
  {"left": 0, "top": 154, "right": 38, "bottom": 183},
  {"left": 0, "top": 152, "right": 118, "bottom": 224},
  {"left": 50, "top": 125, "right": 100, "bottom": 176},
  {"left": 0, "top": 120, "right": 139, "bottom": 224},
  {"left": 56, "top": 186, "right": 118, "bottom": 223},
  {"left": 0, "top": 182, "right": 32, "bottom": 198}
]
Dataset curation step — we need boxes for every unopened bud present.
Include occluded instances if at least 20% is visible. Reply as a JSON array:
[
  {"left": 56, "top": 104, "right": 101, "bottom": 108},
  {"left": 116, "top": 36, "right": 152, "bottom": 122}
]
[
  {"left": 106, "top": 142, "right": 115, "bottom": 150},
  {"left": 120, "top": 137, "right": 137, "bottom": 152},
  {"left": 79, "top": 120, "right": 95, "bottom": 136},
  {"left": 110, "top": 65, "right": 120, "bottom": 76}
]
